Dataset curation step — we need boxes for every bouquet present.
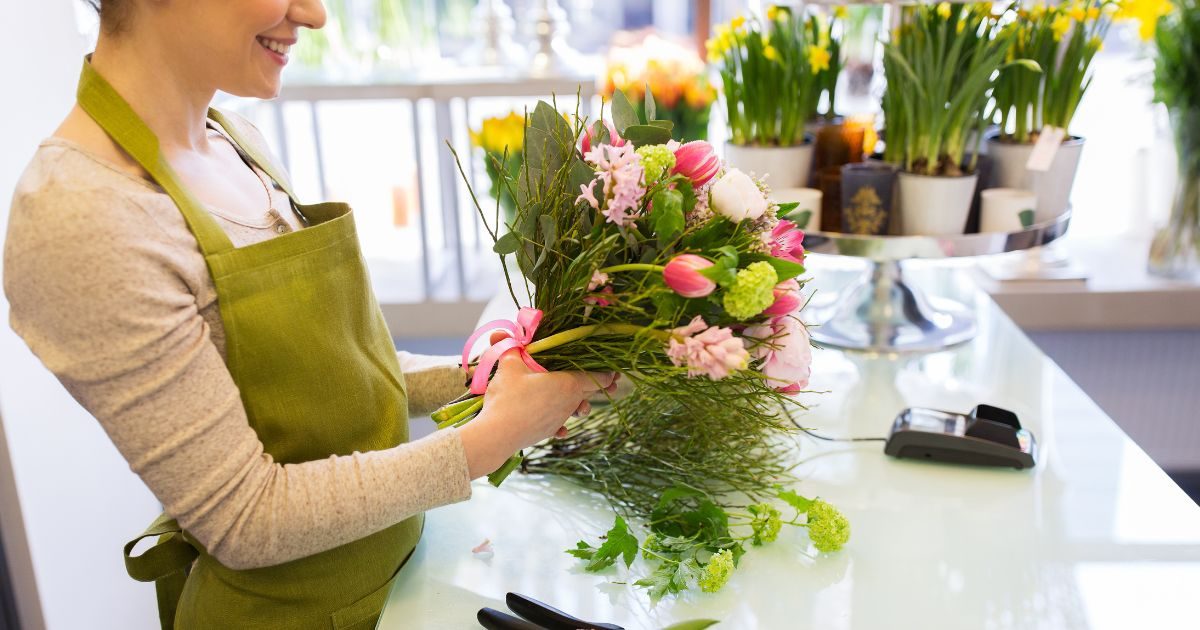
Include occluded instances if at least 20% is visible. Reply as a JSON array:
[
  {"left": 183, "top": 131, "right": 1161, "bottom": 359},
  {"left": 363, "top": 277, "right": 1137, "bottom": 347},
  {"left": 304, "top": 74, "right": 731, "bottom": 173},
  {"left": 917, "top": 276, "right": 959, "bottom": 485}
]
[
  {"left": 436, "top": 90, "right": 848, "bottom": 597},
  {"left": 707, "top": 7, "right": 826, "bottom": 146},
  {"left": 993, "top": 1, "right": 1114, "bottom": 143},
  {"left": 602, "top": 34, "right": 716, "bottom": 141},
  {"left": 470, "top": 112, "right": 526, "bottom": 224}
]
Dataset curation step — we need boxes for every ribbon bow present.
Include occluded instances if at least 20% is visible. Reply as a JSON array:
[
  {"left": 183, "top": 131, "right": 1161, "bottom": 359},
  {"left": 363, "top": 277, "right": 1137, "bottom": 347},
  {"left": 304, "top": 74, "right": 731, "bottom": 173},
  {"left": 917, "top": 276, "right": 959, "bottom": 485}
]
[{"left": 462, "top": 307, "right": 548, "bottom": 395}]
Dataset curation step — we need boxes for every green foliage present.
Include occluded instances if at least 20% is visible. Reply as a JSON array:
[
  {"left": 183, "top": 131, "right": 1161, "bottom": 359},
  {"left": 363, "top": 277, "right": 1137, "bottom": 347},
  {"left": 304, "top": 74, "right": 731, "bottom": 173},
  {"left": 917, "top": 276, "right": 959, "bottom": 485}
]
[
  {"left": 568, "top": 515, "right": 640, "bottom": 571},
  {"left": 882, "top": 4, "right": 1028, "bottom": 175},
  {"left": 1155, "top": 0, "right": 1200, "bottom": 113}
]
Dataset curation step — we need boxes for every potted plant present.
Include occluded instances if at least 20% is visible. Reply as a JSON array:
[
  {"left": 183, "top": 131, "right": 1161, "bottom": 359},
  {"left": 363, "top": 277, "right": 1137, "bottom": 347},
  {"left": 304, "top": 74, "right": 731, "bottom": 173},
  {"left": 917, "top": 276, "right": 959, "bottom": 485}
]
[
  {"left": 1149, "top": 0, "right": 1200, "bottom": 280},
  {"left": 807, "top": 8, "right": 861, "bottom": 182},
  {"left": 708, "top": 6, "right": 823, "bottom": 187},
  {"left": 882, "top": 3, "right": 1033, "bottom": 235},
  {"left": 989, "top": 1, "right": 1112, "bottom": 223},
  {"left": 603, "top": 34, "right": 716, "bottom": 141},
  {"left": 470, "top": 111, "right": 525, "bottom": 227}
]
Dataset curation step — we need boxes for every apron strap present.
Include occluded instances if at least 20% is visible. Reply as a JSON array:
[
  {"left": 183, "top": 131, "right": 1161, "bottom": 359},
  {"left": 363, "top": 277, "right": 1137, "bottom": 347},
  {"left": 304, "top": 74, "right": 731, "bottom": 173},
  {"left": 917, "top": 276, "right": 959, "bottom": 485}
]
[
  {"left": 76, "top": 55, "right": 236, "bottom": 255},
  {"left": 123, "top": 512, "right": 199, "bottom": 630},
  {"left": 205, "top": 108, "right": 300, "bottom": 203}
]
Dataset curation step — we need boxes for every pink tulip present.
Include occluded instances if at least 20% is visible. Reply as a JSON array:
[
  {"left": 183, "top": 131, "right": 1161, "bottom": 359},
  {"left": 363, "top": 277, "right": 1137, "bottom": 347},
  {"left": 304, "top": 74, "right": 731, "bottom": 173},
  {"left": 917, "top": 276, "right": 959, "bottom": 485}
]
[
  {"left": 769, "top": 220, "right": 806, "bottom": 264},
  {"left": 580, "top": 119, "right": 625, "bottom": 155},
  {"left": 663, "top": 254, "right": 717, "bottom": 298},
  {"left": 745, "top": 315, "right": 812, "bottom": 393},
  {"left": 671, "top": 140, "right": 721, "bottom": 187},
  {"left": 763, "top": 279, "right": 802, "bottom": 317},
  {"left": 667, "top": 316, "right": 750, "bottom": 381}
]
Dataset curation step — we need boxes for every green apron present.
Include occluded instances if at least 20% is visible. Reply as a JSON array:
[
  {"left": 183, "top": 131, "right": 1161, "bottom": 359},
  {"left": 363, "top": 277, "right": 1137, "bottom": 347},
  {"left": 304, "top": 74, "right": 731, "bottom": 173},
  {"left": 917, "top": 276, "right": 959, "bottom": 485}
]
[{"left": 75, "top": 57, "right": 423, "bottom": 629}]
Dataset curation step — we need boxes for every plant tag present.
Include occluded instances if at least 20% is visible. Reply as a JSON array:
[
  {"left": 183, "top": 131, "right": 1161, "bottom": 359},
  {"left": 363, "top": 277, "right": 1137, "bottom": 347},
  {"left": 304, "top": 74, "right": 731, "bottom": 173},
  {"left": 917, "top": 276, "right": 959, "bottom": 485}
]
[{"left": 1026, "top": 126, "right": 1066, "bottom": 172}]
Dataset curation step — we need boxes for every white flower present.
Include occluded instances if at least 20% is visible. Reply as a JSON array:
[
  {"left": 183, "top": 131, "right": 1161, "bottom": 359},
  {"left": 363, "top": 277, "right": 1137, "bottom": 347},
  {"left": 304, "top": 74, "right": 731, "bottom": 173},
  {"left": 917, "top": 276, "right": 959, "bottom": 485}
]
[{"left": 710, "top": 168, "right": 769, "bottom": 222}]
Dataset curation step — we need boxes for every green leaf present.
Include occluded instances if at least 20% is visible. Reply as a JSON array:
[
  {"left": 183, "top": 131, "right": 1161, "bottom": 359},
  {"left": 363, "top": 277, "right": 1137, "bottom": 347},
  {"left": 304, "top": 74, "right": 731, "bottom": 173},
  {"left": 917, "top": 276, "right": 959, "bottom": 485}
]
[
  {"left": 1018, "top": 209, "right": 1035, "bottom": 229},
  {"left": 622, "top": 124, "right": 674, "bottom": 147},
  {"left": 611, "top": 90, "right": 640, "bottom": 134},
  {"left": 531, "top": 100, "right": 573, "bottom": 143},
  {"left": 651, "top": 188, "right": 685, "bottom": 248},
  {"left": 660, "top": 620, "right": 721, "bottom": 630},
  {"left": 635, "top": 563, "right": 675, "bottom": 600},
  {"left": 776, "top": 201, "right": 800, "bottom": 214},
  {"left": 672, "top": 557, "right": 703, "bottom": 592},
  {"left": 776, "top": 486, "right": 813, "bottom": 514},
  {"left": 590, "top": 120, "right": 610, "bottom": 146},
  {"left": 532, "top": 215, "right": 558, "bottom": 272},
  {"left": 570, "top": 158, "right": 596, "bottom": 196},
  {"left": 743, "top": 254, "right": 806, "bottom": 282},
  {"left": 648, "top": 119, "right": 675, "bottom": 132},
  {"left": 566, "top": 540, "right": 595, "bottom": 561},
  {"left": 493, "top": 231, "right": 520, "bottom": 255},
  {"left": 644, "top": 83, "right": 657, "bottom": 121},
  {"left": 784, "top": 209, "right": 813, "bottom": 230},
  {"left": 585, "top": 515, "right": 640, "bottom": 572}
]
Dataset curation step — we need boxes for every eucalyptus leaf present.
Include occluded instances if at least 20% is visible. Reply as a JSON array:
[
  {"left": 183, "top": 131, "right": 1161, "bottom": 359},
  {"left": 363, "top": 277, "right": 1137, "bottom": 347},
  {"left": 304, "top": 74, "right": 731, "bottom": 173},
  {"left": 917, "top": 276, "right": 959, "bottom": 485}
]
[
  {"left": 651, "top": 188, "right": 685, "bottom": 248},
  {"left": 648, "top": 119, "right": 675, "bottom": 132},
  {"left": 623, "top": 124, "right": 673, "bottom": 147},
  {"left": 492, "top": 230, "right": 520, "bottom": 255},
  {"left": 644, "top": 83, "right": 657, "bottom": 121},
  {"left": 611, "top": 90, "right": 640, "bottom": 134}
]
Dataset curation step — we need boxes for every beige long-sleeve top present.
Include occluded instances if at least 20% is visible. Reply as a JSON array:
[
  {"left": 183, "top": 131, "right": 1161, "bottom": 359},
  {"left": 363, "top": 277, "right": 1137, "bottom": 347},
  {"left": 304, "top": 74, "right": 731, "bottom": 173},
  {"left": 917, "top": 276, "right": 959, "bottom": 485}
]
[{"left": 2, "top": 116, "right": 473, "bottom": 570}]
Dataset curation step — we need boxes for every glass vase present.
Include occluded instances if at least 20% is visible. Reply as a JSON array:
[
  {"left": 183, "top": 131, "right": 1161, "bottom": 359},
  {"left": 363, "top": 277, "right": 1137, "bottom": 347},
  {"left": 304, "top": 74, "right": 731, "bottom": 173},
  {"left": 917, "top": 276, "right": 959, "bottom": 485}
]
[{"left": 1149, "top": 108, "right": 1200, "bottom": 282}]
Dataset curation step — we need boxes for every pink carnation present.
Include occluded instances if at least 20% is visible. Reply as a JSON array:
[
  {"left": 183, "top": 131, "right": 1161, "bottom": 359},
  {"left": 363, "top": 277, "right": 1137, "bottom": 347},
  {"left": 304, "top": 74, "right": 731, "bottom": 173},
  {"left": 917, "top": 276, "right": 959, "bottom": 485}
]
[
  {"left": 745, "top": 315, "right": 812, "bottom": 393},
  {"left": 666, "top": 316, "right": 750, "bottom": 381}
]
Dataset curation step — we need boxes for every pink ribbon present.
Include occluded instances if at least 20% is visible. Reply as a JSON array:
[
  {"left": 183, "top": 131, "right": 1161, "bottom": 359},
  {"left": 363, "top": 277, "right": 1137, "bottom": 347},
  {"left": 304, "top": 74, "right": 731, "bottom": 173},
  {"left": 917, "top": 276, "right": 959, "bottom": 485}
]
[{"left": 461, "top": 307, "right": 548, "bottom": 395}]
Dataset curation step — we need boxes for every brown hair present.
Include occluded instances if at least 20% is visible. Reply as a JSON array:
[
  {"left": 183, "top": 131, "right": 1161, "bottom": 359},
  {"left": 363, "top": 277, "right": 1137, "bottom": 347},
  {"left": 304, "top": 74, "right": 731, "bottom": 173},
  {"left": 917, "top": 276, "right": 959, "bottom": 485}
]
[{"left": 83, "top": 0, "right": 133, "bottom": 35}]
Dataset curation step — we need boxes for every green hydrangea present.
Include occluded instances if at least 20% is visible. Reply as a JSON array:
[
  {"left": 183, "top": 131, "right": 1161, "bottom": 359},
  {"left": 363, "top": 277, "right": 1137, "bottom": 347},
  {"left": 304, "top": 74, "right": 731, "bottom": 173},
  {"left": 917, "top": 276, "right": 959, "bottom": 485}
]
[
  {"left": 749, "top": 503, "right": 783, "bottom": 545},
  {"left": 636, "top": 145, "right": 676, "bottom": 185},
  {"left": 806, "top": 499, "right": 850, "bottom": 552},
  {"left": 722, "top": 261, "right": 779, "bottom": 320},
  {"left": 641, "top": 532, "right": 660, "bottom": 559},
  {"left": 698, "top": 548, "right": 735, "bottom": 593}
]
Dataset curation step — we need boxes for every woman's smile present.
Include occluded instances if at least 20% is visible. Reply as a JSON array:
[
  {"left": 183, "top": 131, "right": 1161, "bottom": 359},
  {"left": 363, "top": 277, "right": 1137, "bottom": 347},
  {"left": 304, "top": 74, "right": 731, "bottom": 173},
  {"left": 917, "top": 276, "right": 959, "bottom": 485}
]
[{"left": 256, "top": 36, "right": 294, "bottom": 67}]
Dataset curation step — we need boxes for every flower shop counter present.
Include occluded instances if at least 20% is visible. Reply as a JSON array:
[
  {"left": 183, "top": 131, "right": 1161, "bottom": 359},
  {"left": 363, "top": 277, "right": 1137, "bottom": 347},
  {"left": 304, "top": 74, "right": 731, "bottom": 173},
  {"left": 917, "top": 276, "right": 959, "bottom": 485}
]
[{"left": 377, "top": 265, "right": 1200, "bottom": 630}]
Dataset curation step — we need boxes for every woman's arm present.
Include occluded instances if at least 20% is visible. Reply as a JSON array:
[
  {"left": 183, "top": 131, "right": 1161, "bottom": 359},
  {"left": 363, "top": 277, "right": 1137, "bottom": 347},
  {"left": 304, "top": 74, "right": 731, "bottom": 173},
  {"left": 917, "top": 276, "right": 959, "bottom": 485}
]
[
  {"left": 4, "top": 183, "right": 472, "bottom": 571},
  {"left": 395, "top": 352, "right": 468, "bottom": 417}
]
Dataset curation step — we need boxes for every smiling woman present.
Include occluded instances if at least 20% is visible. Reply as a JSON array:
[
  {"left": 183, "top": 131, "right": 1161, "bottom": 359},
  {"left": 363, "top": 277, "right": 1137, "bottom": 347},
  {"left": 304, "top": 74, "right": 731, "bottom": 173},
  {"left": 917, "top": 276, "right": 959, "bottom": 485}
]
[{"left": 1, "top": 1, "right": 614, "bottom": 629}]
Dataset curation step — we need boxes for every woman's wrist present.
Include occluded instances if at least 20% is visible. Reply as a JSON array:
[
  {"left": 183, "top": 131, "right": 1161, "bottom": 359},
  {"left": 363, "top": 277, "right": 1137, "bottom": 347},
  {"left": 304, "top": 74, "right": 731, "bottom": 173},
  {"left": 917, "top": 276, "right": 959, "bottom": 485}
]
[{"left": 457, "top": 409, "right": 517, "bottom": 480}]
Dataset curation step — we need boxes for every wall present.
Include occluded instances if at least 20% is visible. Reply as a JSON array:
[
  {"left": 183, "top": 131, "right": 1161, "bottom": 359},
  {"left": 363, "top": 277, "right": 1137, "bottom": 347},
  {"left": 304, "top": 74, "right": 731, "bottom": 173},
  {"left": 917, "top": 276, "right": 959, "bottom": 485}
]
[{"left": 0, "top": 1, "right": 161, "bottom": 628}]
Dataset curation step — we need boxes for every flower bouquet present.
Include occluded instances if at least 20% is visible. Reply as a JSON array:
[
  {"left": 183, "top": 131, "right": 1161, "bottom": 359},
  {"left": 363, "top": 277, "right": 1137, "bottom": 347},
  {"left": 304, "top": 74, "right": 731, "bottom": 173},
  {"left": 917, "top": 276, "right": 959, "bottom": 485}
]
[
  {"left": 435, "top": 90, "right": 848, "bottom": 597},
  {"left": 602, "top": 34, "right": 716, "bottom": 141},
  {"left": 470, "top": 111, "right": 526, "bottom": 225},
  {"left": 1149, "top": 0, "right": 1200, "bottom": 280}
]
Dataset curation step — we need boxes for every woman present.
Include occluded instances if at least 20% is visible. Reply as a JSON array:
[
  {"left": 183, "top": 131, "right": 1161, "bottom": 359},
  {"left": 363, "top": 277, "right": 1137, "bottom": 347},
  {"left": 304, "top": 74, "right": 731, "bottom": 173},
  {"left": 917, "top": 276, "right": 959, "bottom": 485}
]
[{"left": 2, "top": 1, "right": 614, "bottom": 627}]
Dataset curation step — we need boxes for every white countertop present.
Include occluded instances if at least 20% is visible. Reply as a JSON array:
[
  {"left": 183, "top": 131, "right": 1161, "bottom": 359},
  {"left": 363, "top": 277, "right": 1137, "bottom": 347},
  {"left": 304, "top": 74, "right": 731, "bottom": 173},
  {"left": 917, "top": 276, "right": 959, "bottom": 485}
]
[{"left": 377, "top": 268, "right": 1200, "bottom": 630}]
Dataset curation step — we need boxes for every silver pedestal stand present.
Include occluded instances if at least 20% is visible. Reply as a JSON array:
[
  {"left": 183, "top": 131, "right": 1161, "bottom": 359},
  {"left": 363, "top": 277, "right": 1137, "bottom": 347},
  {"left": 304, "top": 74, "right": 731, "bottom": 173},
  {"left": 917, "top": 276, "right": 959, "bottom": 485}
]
[{"left": 802, "top": 211, "right": 1071, "bottom": 353}]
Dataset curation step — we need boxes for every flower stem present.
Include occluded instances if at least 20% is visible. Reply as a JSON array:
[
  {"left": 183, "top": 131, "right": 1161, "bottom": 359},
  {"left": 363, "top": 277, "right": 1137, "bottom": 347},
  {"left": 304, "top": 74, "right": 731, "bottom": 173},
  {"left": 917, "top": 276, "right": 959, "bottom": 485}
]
[
  {"left": 526, "top": 323, "right": 669, "bottom": 355},
  {"left": 437, "top": 396, "right": 484, "bottom": 430},
  {"left": 599, "top": 263, "right": 666, "bottom": 274}
]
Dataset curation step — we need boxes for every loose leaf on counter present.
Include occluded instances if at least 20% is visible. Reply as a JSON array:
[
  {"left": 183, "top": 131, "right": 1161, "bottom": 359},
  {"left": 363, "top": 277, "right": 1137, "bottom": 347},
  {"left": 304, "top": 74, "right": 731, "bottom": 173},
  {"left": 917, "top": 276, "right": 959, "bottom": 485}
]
[
  {"left": 570, "top": 515, "right": 639, "bottom": 572},
  {"left": 776, "top": 486, "right": 813, "bottom": 514}
]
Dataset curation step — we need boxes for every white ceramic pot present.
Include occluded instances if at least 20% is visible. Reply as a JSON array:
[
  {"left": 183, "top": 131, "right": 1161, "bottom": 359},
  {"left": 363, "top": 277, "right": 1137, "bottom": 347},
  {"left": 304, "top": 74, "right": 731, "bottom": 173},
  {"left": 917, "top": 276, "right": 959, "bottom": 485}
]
[
  {"left": 980, "top": 188, "right": 1038, "bottom": 233},
  {"left": 769, "top": 187, "right": 822, "bottom": 232},
  {"left": 985, "top": 134, "right": 1084, "bottom": 223},
  {"left": 897, "top": 171, "right": 979, "bottom": 235},
  {"left": 724, "top": 142, "right": 815, "bottom": 189}
]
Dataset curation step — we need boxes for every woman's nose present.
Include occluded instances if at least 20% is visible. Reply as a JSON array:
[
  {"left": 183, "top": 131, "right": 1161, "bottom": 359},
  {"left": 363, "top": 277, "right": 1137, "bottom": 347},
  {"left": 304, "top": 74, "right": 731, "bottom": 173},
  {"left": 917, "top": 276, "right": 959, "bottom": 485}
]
[{"left": 290, "top": 0, "right": 328, "bottom": 30}]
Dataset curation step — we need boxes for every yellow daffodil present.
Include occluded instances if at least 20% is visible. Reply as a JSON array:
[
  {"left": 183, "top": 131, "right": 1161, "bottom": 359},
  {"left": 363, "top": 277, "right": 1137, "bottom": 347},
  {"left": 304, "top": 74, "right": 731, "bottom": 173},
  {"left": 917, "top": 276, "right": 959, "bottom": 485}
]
[
  {"left": 764, "top": 44, "right": 780, "bottom": 62},
  {"left": 834, "top": 6, "right": 848, "bottom": 19},
  {"left": 1115, "top": 0, "right": 1174, "bottom": 41},
  {"left": 1051, "top": 13, "right": 1072, "bottom": 40},
  {"left": 471, "top": 112, "right": 525, "bottom": 155},
  {"left": 1030, "top": 4, "right": 1048, "bottom": 20},
  {"left": 731, "top": 15, "right": 746, "bottom": 31},
  {"left": 937, "top": 2, "right": 952, "bottom": 19},
  {"left": 1087, "top": 5, "right": 1101, "bottom": 20},
  {"left": 807, "top": 44, "right": 831, "bottom": 74},
  {"left": 766, "top": 5, "right": 780, "bottom": 21},
  {"left": 1068, "top": 2, "right": 1087, "bottom": 21}
]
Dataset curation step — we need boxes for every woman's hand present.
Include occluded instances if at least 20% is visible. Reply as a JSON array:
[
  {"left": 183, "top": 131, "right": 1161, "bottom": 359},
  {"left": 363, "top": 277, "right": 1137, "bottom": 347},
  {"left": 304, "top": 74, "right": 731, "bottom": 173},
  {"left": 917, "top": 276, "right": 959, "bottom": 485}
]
[{"left": 458, "top": 341, "right": 617, "bottom": 480}]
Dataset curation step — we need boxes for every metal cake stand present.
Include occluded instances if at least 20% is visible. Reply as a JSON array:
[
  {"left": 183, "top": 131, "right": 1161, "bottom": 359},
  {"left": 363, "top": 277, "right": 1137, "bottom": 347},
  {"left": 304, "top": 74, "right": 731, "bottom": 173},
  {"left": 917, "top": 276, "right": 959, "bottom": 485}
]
[{"left": 801, "top": 211, "right": 1071, "bottom": 353}]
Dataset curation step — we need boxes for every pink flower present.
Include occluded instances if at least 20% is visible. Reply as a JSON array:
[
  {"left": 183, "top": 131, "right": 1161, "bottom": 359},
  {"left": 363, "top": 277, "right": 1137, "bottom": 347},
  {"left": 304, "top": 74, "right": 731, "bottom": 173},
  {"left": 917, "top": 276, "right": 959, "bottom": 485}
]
[
  {"left": 770, "top": 220, "right": 806, "bottom": 264},
  {"left": 583, "top": 143, "right": 646, "bottom": 227},
  {"left": 577, "top": 179, "right": 600, "bottom": 209},
  {"left": 763, "top": 279, "right": 802, "bottom": 317},
  {"left": 671, "top": 140, "right": 721, "bottom": 187},
  {"left": 745, "top": 315, "right": 812, "bottom": 393},
  {"left": 667, "top": 316, "right": 750, "bottom": 381},
  {"left": 580, "top": 119, "right": 625, "bottom": 155},
  {"left": 663, "top": 254, "right": 717, "bottom": 298},
  {"left": 584, "top": 271, "right": 612, "bottom": 307}
]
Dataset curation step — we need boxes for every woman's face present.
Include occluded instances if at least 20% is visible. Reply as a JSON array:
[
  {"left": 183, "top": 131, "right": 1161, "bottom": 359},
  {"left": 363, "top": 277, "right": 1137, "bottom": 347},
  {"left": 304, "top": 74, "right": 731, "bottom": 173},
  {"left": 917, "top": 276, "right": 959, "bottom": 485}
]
[{"left": 147, "top": 0, "right": 326, "bottom": 99}]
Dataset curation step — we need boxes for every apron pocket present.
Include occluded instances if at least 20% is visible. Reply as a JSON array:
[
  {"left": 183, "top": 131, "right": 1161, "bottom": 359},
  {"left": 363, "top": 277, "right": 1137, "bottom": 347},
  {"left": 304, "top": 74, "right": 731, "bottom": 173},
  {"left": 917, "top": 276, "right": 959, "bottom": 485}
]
[{"left": 329, "top": 567, "right": 402, "bottom": 630}]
